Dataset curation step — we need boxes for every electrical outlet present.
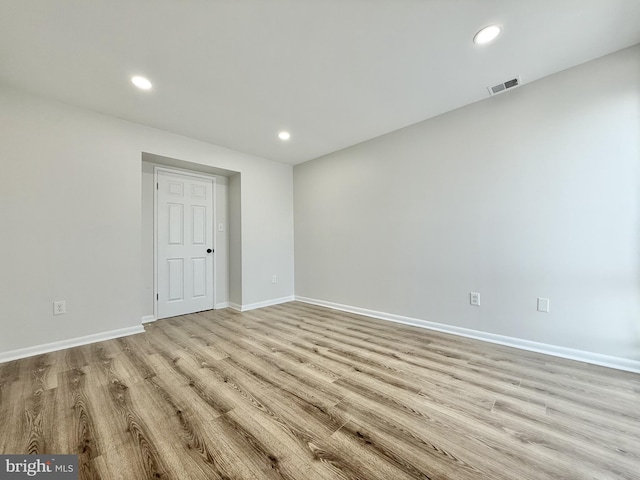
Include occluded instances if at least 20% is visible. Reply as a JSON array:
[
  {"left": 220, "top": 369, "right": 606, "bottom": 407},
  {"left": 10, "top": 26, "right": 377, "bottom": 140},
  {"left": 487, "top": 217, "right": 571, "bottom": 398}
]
[
  {"left": 470, "top": 292, "right": 480, "bottom": 306},
  {"left": 272, "top": 275, "right": 277, "bottom": 284},
  {"left": 53, "top": 300, "right": 66, "bottom": 315},
  {"left": 537, "top": 297, "right": 550, "bottom": 313}
]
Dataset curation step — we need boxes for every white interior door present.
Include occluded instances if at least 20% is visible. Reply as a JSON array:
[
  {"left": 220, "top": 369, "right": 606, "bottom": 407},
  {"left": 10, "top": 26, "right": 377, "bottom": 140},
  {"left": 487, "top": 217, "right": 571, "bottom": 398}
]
[{"left": 157, "top": 170, "right": 214, "bottom": 319}]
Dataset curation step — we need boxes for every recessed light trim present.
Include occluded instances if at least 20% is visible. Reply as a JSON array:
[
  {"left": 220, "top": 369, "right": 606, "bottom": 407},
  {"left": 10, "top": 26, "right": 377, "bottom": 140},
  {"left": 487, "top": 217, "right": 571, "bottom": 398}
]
[
  {"left": 473, "top": 24, "right": 502, "bottom": 45},
  {"left": 131, "top": 75, "right": 152, "bottom": 90},
  {"left": 278, "top": 131, "right": 291, "bottom": 141}
]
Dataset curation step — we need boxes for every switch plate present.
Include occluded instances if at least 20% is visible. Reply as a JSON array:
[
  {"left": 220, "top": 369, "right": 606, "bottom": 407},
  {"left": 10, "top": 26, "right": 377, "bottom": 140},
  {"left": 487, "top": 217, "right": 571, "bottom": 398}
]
[
  {"left": 218, "top": 223, "right": 224, "bottom": 232},
  {"left": 272, "top": 275, "right": 277, "bottom": 284},
  {"left": 470, "top": 292, "right": 480, "bottom": 306},
  {"left": 537, "top": 297, "right": 550, "bottom": 313},
  {"left": 53, "top": 300, "right": 66, "bottom": 315}
]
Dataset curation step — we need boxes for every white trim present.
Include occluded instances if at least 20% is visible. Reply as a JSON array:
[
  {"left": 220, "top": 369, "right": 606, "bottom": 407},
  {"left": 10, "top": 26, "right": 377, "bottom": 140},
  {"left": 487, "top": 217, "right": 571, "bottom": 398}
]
[
  {"left": 295, "top": 296, "right": 640, "bottom": 374},
  {"left": 154, "top": 165, "right": 218, "bottom": 182},
  {"left": 0, "top": 325, "right": 145, "bottom": 364},
  {"left": 215, "top": 302, "right": 230, "bottom": 309},
  {"left": 142, "top": 315, "right": 157, "bottom": 324},
  {"left": 241, "top": 296, "right": 295, "bottom": 311},
  {"left": 212, "top": 178, "right": 218, "bottom": 309},
  {"left": 153, "top": 166, "right": 158, "bottom": 319},
  {"left": 154, "top": 165, "right": 217, "bottom": 320},
  {"left": 230, "top": 296, "right": 295, "bottom": 312}
]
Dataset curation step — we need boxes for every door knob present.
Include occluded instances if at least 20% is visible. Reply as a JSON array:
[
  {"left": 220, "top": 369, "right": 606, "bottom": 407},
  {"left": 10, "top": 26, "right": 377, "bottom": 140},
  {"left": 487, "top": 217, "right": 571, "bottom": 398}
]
[{"left": 207, "top": 248, "right": 213, "bottom": 253}]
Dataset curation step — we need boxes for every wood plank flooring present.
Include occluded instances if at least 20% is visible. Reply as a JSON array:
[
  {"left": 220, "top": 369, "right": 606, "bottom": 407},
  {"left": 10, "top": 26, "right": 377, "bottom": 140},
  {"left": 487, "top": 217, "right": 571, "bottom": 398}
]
[{"left": 1, "top": 302, "right": 639, "bottom": 479}]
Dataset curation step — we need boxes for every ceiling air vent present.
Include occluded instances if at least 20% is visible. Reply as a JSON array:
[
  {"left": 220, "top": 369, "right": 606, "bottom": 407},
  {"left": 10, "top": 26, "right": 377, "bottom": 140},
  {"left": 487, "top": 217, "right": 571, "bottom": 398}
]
[{"left": 488, "top": 76, "right": 522, "bottom": 96}]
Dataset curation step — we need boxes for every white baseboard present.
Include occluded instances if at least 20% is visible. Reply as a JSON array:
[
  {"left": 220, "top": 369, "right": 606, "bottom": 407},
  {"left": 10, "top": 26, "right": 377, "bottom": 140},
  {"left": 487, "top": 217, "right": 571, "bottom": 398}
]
[
  {"left": 295, "top": 296, "right": 640, "bottom": 374},
  {"left": 142, "top": 315, "right": 157, "bottom": 324},
  {"left": 0, "top": 325, "right": 145, "bottom": 364},
  {"left": 229, "top": 296, "right": 295, "bottom": 312},
  {"left": 215, "top": 302, "right": 230, "bottom": 309}
]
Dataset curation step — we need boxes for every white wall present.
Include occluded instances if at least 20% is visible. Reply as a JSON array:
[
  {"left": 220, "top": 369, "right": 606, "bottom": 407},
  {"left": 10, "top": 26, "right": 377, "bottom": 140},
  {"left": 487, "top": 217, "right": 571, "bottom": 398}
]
[
  {"left": 240, "top": 161, "right": 296, "bottom": 308},
  {"left": 141, "top": 161, "right": 155, "bottom": 315},
  {"left": 294, "top": 45, "right": 640, "bottom": 362},
  {"left": 0, "top": 84, "right": 294, "bottom": 357},
  {"left": 229, "top": 174, "right": 243, "bottom": 307}
]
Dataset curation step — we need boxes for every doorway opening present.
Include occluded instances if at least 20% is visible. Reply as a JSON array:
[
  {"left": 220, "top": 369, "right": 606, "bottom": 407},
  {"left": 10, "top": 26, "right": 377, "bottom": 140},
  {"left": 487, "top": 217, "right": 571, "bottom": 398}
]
[{"left": 155, "top": 166, "right": 216, "bottom": 319}]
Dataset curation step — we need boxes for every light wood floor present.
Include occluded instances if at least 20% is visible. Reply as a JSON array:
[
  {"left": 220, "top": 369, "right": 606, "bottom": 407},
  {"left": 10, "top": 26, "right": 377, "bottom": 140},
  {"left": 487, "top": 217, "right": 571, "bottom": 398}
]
[{"left": 1, "top": 302, "right": 639, "bottom": 480}]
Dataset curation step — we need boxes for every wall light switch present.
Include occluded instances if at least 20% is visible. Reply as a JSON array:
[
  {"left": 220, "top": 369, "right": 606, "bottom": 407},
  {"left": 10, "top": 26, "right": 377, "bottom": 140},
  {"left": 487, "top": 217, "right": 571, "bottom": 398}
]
[
  {"left": 537, "top": 297, "right": 550, "bottom": 313},
  {"left": 218, "top": 223, "right": 224, "bottom": 232}
]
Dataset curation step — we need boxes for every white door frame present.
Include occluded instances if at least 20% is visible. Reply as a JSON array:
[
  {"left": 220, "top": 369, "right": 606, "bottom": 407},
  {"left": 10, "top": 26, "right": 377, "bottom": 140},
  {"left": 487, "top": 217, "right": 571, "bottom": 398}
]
[{"left": 153, "top": 165, "right": 217, "bottom": 320}]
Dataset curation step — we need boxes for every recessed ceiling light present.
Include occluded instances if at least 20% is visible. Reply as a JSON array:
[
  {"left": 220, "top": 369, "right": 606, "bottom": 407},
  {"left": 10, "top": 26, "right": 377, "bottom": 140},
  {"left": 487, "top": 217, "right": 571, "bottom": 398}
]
[
  {"left": 278, "top": 131, "right": 291, "bottom": 141},
  {"left": 473, "top": 24, "right": 502, "bottom": 45},
  {"left": 131, "top": 75, "right": 152, "bottom": 90}
]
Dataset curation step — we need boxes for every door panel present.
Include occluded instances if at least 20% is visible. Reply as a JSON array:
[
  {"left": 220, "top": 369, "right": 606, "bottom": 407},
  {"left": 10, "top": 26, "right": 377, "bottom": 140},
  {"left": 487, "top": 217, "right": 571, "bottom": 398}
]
[
  {"left": 192, "top": 206, "right": 206, "bottom": 245},
  {"left": 192, "top": 257, "right": 207, "bottom": 298},
  {"left": 167, "top": 258, "right": 184, "bottom": 301},
  {"left": 157, "top": 171, "right": 214, "bottom": 319},
  {"left": 168, "top": 204, "right": 184, "bottom": 245}
]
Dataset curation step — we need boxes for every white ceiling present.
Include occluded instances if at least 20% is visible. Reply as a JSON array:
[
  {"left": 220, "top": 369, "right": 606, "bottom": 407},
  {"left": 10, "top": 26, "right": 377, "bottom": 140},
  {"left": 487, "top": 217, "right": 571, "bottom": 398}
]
[{"left": 1, "top": 1, "right": 639, "bottom": 165}]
